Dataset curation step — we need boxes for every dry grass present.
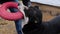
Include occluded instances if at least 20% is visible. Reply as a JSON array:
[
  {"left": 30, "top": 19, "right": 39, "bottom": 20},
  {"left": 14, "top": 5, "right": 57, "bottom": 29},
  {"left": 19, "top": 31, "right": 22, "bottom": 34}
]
[{"left": 0, "top": 18, "right": 17, "bottom": 34}]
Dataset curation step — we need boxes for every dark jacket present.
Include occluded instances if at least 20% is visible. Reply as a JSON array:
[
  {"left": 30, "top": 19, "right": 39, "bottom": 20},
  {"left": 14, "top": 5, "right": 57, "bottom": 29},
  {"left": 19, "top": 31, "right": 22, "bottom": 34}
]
[
  {"left": 0, "top": 0, "right": 16, "bottom": 4},
  {"left": 22, "top": 0, "right": 30, "bottom": 6}
]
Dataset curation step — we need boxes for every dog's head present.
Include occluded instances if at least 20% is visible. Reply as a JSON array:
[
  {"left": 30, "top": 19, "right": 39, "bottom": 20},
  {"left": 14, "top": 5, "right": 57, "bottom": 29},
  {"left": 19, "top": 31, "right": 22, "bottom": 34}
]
[
  {"left": 22, "top": 6, "right": 43, "bottom": 34},
  {"left": 24, "top": 6, "right": 42, "bottom": 24}
]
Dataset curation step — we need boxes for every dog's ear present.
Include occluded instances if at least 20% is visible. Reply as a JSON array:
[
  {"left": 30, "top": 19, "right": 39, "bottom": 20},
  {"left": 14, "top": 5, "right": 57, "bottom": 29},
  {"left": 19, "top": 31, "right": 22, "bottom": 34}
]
[{"left": 34, "top": 6, "right": 39, "bottom": 9}]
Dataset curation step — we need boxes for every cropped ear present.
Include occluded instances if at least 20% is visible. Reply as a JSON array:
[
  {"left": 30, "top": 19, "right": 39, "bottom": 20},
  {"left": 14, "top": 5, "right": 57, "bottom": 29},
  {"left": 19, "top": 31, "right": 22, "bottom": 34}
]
[{"left": 34, "top": 6, "right": 39, "bottom": 9}]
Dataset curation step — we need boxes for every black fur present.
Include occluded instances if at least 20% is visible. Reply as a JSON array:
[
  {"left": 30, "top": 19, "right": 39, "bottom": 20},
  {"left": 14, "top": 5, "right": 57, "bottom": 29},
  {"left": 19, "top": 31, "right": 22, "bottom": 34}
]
[{"left": 22, "top": 6, "right": 60, "bottom": 34}]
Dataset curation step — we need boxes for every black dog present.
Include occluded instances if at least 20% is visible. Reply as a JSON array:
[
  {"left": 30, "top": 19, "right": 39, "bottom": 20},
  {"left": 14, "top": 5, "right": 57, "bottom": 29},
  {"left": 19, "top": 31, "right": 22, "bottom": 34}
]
[
  {"left": 22, "top": 6, "right": 42, "bottom": 33},
  {"left": 22, "top": 6, "right": 60, "bottom": 34}
]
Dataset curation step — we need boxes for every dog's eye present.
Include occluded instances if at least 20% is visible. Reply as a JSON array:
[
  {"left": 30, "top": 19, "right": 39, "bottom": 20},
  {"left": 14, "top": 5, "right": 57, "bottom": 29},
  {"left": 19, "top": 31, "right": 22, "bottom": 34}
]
[{"left": 35, "top": 20, "right": 37, "bottom": 23}]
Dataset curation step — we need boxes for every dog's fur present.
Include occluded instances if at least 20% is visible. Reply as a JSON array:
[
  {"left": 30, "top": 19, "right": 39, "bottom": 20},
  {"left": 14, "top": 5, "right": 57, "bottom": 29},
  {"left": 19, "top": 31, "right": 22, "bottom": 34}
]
[{"left": 22, "top": 6, "right": 60, "bottom": 34}]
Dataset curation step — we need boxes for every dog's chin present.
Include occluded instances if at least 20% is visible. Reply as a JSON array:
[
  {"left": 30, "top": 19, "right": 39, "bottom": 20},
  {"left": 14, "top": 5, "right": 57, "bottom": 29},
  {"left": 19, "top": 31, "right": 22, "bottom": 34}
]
[{"left": 22, "top": 17, "right": 29, "bottom": 28}]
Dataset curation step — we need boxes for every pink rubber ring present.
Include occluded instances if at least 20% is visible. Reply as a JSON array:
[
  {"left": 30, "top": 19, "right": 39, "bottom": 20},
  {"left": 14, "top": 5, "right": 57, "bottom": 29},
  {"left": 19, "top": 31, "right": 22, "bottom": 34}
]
[{"left": 0, "top": 2, "right": 23, "bottom": 21}]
